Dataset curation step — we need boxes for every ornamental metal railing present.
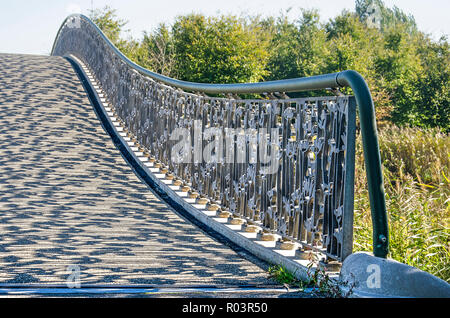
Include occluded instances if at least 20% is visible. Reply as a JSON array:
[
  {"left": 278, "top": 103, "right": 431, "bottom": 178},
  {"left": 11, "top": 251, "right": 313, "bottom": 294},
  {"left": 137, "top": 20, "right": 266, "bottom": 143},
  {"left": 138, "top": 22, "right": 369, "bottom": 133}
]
[{"left": 52, "top": 14, "right": 389, "bottom": 261}]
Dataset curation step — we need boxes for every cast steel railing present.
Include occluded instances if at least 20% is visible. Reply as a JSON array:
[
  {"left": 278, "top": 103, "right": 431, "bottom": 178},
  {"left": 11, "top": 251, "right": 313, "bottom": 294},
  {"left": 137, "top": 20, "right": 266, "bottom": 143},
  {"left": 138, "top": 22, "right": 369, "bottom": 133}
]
[{"left": 52, "top": 14, "right": 389, "bottom": 261}]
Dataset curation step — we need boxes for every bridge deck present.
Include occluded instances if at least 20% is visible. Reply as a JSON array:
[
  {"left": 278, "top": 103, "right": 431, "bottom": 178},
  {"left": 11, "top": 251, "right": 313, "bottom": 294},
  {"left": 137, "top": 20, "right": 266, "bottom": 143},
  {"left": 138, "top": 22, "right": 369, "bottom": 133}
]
[{"left": 0, "top": 53, "right": 273, "bottom": 286}]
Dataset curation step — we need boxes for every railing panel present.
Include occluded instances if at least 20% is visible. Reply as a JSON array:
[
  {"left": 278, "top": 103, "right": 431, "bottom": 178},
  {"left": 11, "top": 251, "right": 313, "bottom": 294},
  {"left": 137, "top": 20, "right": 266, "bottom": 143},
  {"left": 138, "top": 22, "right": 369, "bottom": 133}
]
[{"left": 52, "top": 15, "right": 362, "bottom": 261}]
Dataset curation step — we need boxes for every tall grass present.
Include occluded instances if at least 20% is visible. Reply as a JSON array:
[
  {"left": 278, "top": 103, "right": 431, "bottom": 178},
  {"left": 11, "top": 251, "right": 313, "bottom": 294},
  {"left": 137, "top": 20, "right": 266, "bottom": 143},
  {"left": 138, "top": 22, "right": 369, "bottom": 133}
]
[{"left": 353, "top": 126, "right": 450, "bottom": 282}]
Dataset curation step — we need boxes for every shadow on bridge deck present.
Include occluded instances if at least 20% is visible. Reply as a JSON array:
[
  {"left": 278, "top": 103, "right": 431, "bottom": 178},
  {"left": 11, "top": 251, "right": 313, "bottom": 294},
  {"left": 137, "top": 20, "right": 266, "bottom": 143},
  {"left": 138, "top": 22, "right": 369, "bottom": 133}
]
[{"left": 0, "top": 53, "right": 276, "bottom": 287}]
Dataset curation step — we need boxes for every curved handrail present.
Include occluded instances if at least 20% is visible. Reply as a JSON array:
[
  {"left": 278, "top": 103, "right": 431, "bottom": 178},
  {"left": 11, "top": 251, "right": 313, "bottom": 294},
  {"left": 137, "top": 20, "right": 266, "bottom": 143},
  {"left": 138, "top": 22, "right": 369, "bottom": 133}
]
[{"left": 51, "top": 14, "right": 389, "bottom": 258}]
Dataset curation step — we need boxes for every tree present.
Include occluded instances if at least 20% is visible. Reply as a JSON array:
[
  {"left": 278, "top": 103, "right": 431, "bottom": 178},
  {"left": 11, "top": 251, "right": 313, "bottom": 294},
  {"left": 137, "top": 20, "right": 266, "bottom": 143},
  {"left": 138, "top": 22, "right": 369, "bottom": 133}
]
[
  {"left": 324, "top": 11, "right": 386, "bottom": 103},
  {"left": 373, "top": 25, "right": 422, "bottom": 124},
  {"left": 88, "top": 6, "right": 143, "bottom": 62},
  {"left": 89, "top": 6, "right": 127, "bottom": 45},
  {"left": 412, "top": 36, "right": 450, "bottom": 130},
  {"left": 172, "top": 14, "right": 270, "bottom": 84},
  {"left": 267, "top": 9, "right": 329, "bottom": 82},
  {"left": 355, "top": 0, "right": 417, "bottom": 33},
  {"left": 139, "top": 24, "right": 176, "bottom": 77}
]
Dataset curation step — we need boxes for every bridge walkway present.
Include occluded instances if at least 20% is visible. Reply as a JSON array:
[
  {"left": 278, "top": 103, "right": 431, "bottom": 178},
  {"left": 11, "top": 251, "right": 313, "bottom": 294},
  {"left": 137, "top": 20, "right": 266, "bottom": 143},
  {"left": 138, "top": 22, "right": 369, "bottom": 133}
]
[{"left": 0, "top": 53, "right": 274, "bottom": 287}]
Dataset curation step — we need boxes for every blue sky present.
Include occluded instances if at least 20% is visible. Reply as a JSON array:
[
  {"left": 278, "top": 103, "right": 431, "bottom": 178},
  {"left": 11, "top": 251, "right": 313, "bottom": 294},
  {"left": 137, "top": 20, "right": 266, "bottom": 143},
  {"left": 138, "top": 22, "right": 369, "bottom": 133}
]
[{"left": 0, "top": 0, "right": 449, "bottom": 55}]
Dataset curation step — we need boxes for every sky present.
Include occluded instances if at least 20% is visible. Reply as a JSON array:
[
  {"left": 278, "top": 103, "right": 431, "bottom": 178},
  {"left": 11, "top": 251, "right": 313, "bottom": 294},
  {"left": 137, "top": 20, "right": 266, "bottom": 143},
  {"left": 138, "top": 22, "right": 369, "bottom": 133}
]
[{"left": 0, "top": 0, "right": 449, "bottom": 55}]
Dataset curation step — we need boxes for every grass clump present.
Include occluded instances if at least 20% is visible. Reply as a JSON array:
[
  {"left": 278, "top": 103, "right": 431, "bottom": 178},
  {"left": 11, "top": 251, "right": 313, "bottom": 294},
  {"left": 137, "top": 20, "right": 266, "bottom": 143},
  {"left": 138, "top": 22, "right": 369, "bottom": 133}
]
[
  {"left": 268, "top": 264, "right": 354, "bottom": 298},
  {"left": 268, "top": 265, "right": 297, "bottom": 285}
]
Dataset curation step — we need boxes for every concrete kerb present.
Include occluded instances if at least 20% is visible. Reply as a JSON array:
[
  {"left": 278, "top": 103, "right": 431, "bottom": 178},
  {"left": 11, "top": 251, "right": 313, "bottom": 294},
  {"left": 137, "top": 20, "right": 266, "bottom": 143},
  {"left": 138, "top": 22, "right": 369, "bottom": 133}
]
[{"left": 340, "top": 252, "right": 450, "bottom": 298}]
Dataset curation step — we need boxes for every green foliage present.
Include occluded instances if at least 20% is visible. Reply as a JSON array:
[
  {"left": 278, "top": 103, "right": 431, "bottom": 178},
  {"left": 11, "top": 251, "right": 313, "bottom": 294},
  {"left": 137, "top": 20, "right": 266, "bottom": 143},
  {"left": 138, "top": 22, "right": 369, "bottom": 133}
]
[
  {"left": 412, "top": 37, "right": 450, "bottom": 130},
  {"left": 89, "top": 6, "right": 127, "bottom": 46},
  {"left": 374, "top": 26, "right": 423, "bottom": 124},
  {"left": 324, "top": 11, "right": 380, "bottom": 77},
  {"left": 267, "top": 9, "right": 329, "bottom": 81},
  {"left": 171, "top": 14, "right": 270, "bottom": 84},
  {"left": 139, "top": 24, "right": 177, "bottom": 77}
]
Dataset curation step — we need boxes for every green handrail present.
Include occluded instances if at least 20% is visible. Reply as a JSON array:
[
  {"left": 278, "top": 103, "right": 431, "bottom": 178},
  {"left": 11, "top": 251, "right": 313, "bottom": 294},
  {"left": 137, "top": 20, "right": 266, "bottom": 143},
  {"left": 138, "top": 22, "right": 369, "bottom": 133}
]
[{"left": 337, "top": 71, "right": 389, "bottom": 258}]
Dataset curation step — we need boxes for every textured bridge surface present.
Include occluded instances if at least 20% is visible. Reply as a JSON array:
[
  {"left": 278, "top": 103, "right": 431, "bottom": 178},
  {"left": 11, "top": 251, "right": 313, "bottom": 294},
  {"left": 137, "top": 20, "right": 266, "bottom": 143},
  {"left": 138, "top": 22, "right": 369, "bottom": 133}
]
[{"left": 0, "top": 53, "right": 273, "bottom": 286}]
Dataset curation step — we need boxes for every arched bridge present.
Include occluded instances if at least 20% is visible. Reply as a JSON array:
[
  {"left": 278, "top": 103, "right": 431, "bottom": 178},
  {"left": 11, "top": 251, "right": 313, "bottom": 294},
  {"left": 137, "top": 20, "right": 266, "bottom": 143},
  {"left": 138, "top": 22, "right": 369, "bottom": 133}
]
[{"left": 0, "top": 14, "right": 394, "bottom": 296}]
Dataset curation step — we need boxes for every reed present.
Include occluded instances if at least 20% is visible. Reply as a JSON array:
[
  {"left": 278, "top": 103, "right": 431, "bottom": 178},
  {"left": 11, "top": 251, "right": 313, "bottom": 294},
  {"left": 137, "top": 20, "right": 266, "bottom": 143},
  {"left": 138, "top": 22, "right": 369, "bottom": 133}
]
[{"left": 353, "top": 126, "right": 450, "bottom": 282}]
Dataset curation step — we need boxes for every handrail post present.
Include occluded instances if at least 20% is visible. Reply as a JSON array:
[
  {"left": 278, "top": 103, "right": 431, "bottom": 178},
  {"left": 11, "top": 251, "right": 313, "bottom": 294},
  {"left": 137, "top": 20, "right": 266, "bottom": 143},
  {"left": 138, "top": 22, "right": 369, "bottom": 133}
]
[{"left": 337, "top": 70, "right": 389, "bottom": 258}]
